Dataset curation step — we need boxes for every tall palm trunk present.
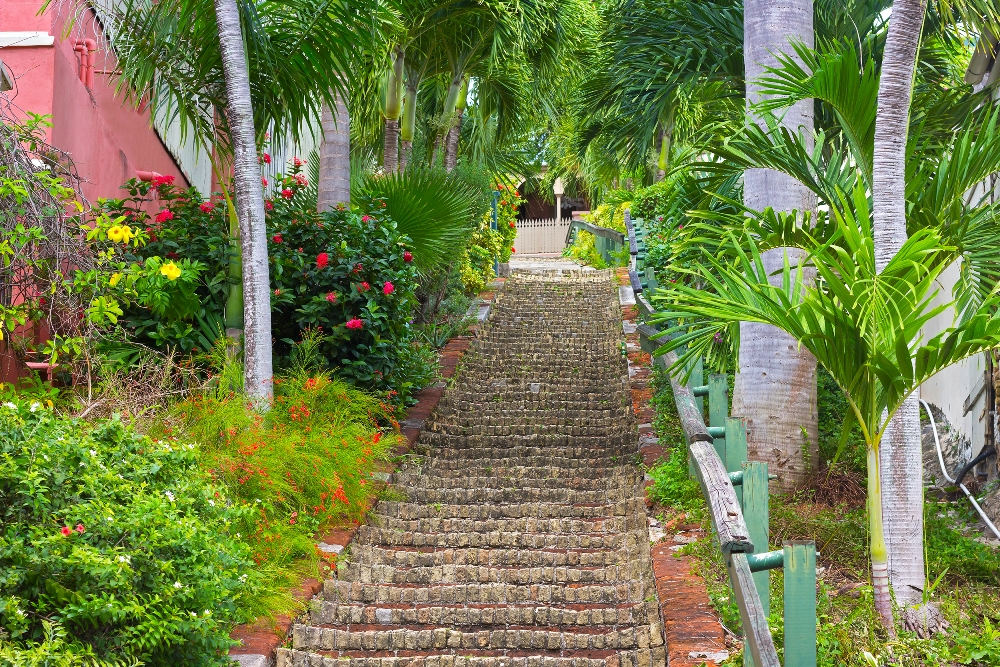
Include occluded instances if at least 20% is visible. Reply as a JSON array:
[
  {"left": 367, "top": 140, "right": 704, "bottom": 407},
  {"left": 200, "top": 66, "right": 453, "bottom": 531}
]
[
  {"left": 444, "top": 76, "right": 469, "bottom": 172},
  {"left": 736, "top": 0, "right": 818, "bottom": 493},
  {"left": 384, "top": 47, "right": 404, "bottom": 173},
  {"left": 872, "top": 0, "right": 928, "bottom": 631},
  {"left": 318, "top": 91, "right": 351, "bottom": 211},
  {"left": 399, "top": 79, "right": 418, "bottom": 172},
  {"left": 214, "top": 0, "right": 273, "bottom": 402}
]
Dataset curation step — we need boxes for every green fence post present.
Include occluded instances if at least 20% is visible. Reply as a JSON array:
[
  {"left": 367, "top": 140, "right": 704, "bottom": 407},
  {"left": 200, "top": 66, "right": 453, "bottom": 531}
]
[
  {"left": 784, "top": 541, "right": 817, "bottom": 667},
  {"left": 724, "top": 417, "right": 747, "bottom": 505},
  {"left": 743, "top": 461, "right": 770, "bottom": 616},
  {"left": 687, "top": 359, "right": 705, "bottom": 480},
  {"left": 708, "top": 375, "right": 727, "bottom": 462}
]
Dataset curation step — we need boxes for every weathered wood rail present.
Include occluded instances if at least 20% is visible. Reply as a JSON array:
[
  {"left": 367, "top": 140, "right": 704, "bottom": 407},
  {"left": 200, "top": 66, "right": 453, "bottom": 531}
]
[
  {"left": 626, "top": 210, "right": 817, "bottom": 667},
  {"left": 564, "top": 218, "right": 626, "bottom": 264}
]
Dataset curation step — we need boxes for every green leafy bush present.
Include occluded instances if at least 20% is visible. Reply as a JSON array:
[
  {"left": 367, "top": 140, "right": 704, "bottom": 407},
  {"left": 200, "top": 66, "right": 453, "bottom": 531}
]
[
  {"left": 562, "top": 230, "right": 608, "bottom": 269},
  {"left": 645, "top": 367, "right": 703, "bottom": 512},
  {"left": 458, "top": 184, "right": 520, "bottom": 294},
  {"left": 0, "top": 400, "right": 258, "bottom": 666}
]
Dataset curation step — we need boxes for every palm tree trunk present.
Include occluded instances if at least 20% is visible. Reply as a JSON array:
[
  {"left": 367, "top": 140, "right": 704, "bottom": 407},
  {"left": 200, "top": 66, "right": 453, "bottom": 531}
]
[
  {"left": 735, "top": 0, "right": 818, "bottom": 493},
  {"left": 384, "top": 48, "right": 404, "bottom": 173},
  {"left": 385, "top": 119, "right": 400, "bottom": 173},
  {"left": 399, "top": 80, "right": 418, "bottom": 172},
  {"left": 872, "top": 0, "right": 928, "bottom": 629},
  {"left": 318, "top": 91, "right": 351, "bottom": 211},
  {"left": 444, "top": 108, "right": 463, "bottom": 172},
  {"left": 214, "top": 0, "right": 273, "bottom": 402}
]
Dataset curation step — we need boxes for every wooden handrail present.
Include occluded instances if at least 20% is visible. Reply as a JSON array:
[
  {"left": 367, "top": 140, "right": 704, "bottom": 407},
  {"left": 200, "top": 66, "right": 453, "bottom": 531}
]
[{"left": 564, "top": 219, "right": 626, "bottom": 245}]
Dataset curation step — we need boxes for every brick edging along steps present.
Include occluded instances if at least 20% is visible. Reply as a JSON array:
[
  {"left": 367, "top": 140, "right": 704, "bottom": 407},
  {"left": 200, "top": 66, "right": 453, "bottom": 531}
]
[
  {"left": 615, "top": 268, "right": 729, "bottom": 667},
  {"left": 228, "top": 285, "right": 503, "bottom": 667}
]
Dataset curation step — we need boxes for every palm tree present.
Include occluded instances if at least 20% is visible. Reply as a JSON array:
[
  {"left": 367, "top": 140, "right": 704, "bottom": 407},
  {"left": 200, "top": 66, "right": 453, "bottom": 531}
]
[
  {"left": 737, "top": 0, "right": 818, "bottom": 493},
  {"left": 318, "top": 92, "right": 352, "bottom": 211},
  {"left": 870, "top": 0, "right": 927, "bottom": 629},
  {"left": 213, "top": 0, "right": 272, "bottom": 400},
  {"left": 651, "top": 187, "right": 1000, "bottom": 632}
]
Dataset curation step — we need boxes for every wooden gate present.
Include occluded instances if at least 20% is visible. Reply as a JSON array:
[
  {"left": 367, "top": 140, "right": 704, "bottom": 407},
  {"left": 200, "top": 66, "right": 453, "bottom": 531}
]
[{"left": 513, "top": 218, "right": 571, "bottom": 253}]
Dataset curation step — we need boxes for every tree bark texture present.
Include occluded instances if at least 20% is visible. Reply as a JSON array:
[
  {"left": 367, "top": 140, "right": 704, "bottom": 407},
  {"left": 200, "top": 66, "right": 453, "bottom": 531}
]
[
  {"left": 384, "top": 118, "right": 400, "bottom": 173},
  {"left": 736, "top": 0, "right": 818, "bottom": 493},
  {"left": 214, "top": 0, "right": 273, "bottom": 402},
  {"left": 399, "top": 140, "right": 412, "bottom": 173},
  {"left": 872, "top": 0, "right": 928, "bottom": 620},
  {"left": 318, "top": 93, "right": 351, "bottom": 211},
  {"left": 444, "top": 108, "right": 463, "bottom": 172}
]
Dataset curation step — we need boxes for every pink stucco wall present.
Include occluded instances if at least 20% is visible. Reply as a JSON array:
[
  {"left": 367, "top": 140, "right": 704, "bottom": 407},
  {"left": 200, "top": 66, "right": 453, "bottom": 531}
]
[{"left": 2, "top": 1, "right": 189, "bottom": 203}]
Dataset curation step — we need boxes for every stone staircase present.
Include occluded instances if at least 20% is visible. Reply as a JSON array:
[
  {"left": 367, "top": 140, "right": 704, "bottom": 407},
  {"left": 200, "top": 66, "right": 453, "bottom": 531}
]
[{"left": 277, "top": 270, "right": 666, "bottom": 667}]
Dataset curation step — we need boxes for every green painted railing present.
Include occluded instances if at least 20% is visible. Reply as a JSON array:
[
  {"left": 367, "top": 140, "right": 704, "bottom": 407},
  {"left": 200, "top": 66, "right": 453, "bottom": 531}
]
[
  {"left": 627, "top": 209, "right": 817, "bottom": 667},
  {"left": 564, "top": 218, "right": 625, "bottom": 265}
]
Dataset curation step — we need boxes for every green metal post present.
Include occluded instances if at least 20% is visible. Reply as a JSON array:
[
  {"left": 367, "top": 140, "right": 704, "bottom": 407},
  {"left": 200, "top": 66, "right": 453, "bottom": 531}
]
[
  {"left": 743, "top": 461, "right": 770, "bottom": 615},
  {"left": 724, "top": 417, "right": 747, "bottom": 505},
  {"left": 708, "top": 375, "right": 727, "bottom": 463},
  {"left": 784, "top": 541, "right": 817, "bottom": 667}
]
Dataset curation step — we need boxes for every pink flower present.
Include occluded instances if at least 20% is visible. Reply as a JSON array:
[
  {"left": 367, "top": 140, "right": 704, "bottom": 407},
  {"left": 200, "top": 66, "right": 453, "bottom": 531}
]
[
  {"left": 272, "top": 234, "right": 282, "bottom": 243},
  {"left": 346, "top": 318, "right": 363, "bottom": 330},
  {"left": 281, "top": 189, "right": 293, "bottom": 199},
  {"left": 151, "top": 174, "right": 174, "bottom": 188},
  {"left": 403, "top": 251, "right": 413, "bottom": 263},
  {"left": 293, "top": 156, "right": 305, "bottom": 167},
  {"left": 155, "top": 209, "right": 174, "bottom": 223},
  {"left": 261, "top": 153, "right": 272, "bottom": 164},
  {"left": 383, "top": 281, "right": 394, "bottom": 295},
  {"left": 261, "top": 177, "right": 268, "bottom": 187},
  {"left": 199, "top": 202, "right": 214, "bottom": 213},
  {"left": 316, "top": 253, "right": 329, "bottom": 269},
  {"left": 60, "top": 526, "right": 71, "bottom": 537},
  {"left": 274, "top": 289, "right": 282, "bottom": 295},
  {"left": 265, "top": 200, "right": 274, "bottom": 211},
  {"left": 359, "top": 281, "right": 370, "bottom": 292},
  {"left": 362, "top": 215, "right": 371, "bottom": 223},
  {"left": 325, "top": 292, "right": 337, "bottom": 303},
  {"left": 75, "top": 523, "right": 85, "bottom": 534},
  {"left": 293, "top": 174, "right": 308, "bottom": 186}
]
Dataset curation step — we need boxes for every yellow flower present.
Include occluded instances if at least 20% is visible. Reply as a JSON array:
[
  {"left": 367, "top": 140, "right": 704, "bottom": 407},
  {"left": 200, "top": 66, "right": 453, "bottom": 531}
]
[
  {"left": 120, "top": 226, "right": 135, "bottom": 244},
  {"left": 160, "top": 262, "right": 181, "bottom": 281},
  {"left": 107, "top": 226, "right": 124, "bottom": 243},
  {"left": 109, "top": 272, "right": 123, "bottom": 287}
]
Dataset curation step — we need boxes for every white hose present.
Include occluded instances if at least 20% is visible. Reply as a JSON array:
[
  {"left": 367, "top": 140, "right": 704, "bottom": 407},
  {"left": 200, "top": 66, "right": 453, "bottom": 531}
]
[{"left": 919, "top": 398, "right": 1000, "bottom": 540}]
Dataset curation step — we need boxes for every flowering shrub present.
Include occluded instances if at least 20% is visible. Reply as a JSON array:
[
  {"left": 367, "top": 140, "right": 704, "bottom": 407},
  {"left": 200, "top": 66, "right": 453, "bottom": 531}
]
[
  {"left": 160, "top": 371, "right": 395, "bottom": 568},
  {"left": 459, "top": 184, "right": 520, "bottom": 293},
  {"left": 0, "top": 400, "right": 259, "bottom": 665}
]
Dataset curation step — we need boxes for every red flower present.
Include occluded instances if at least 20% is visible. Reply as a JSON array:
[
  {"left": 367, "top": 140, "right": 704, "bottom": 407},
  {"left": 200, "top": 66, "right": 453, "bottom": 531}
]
[
  {"left": 199, "top": 202, "right": 214, "bottom": 213},
  {"left": 511, "top": 247, "right": 515, "bottom": 253},
  {"left": 281, "top": 189, "right": 293, "bottom": 199},
  {"left": 293, "top": 174, "right": 308, "bottom": 186},
  {"left": 361, "top": 215, "right": 371, "bottom": 222},
  {"left": 359, "top": 281, "right": 370, "bottom": 292},
  {"left": 403, "top": 251, "right": 413, "bottom": 263},
  {"left": 272, "top": 234, "right": 283, "bottom": 244},
  {"left": 383, "top": 281, "right": 394, "bottom": 295},
  {"left": 166, "top": 251, "right": 180, "bottom": 259},
  {"left": 261, "top": 153, "right": 272, "bottom": 164},
  {"left": 261, "top": 177, "right": 268, "bottom": 187},
  {"left": 155, "top": 209, "right": 174, "bottom": 223},
  {"left": 274, "top": 289, "right": 282, "bottom": 295},
  {"left": 325, "top": 292, "right": 337, "bottom": 303},
  {"left": 509, "top": 222, "right": 515, "bottom": 228},
  {"left": 316, "top": 253, "right": 329, "bottom": 269},
  {"left": 293, "top": 156, "right": 305, "bottom": 167},
  {"left": 60, "top": 526, "right": 71, "bottom": 536},
  {"left": 353, "top": 263, "right": 363, "bottom": 273},
  {"left": 75, "top": 523, "right": 85, "bottom": 534},
  {"left": 346, "top": 318, "right": 363, "bottom": 330},
  {"left": 265, "top": 200, "right": 274, "bottom": 211},
  {"left": 151, "top": 174, "right": 174, "bottom": 188}
]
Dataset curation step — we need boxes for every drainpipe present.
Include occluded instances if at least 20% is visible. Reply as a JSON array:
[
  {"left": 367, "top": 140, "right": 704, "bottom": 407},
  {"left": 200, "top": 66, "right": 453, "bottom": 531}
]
[
  {"left": 84, "top": 38, "right": 96, "bottom": 88},
  {"left": 74, "top": 40, "right": 86, "bottom": 82}
]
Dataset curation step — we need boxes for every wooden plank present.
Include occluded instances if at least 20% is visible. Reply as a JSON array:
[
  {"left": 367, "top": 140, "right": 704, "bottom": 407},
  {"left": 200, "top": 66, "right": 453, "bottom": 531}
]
[
  {"left": 728, "top": 553, "right": 781, "bottom": 667},
  {"left": 625, "top": 210, "right": 638, "bottom": 255},
  {"left": 784, "top": 541, "right": 817, "bottom": 667},
  {"left": 743, "top": 461, "right": 770, "bottom": 616},
  {"left": 628, "top": 269, "right": 643, "bottom": 294},
  {"left": 690, "top": 441, "right": 753, "bottom": 554}
]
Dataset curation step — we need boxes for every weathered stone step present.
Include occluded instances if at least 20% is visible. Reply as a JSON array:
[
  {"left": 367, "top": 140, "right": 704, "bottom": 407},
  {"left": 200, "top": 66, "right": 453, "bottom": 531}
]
[
  {"left": 322, "top": 579, "right": 646, "bottom": 605},
  {"left": 336, "top": 562, "right": 647, "bottom": 585},
  {"left": 290, "top": 623, "right": 658, "bottom": 653},
  {"left": 422, "top": 455, "right": 626, "bottom": 472},
  {"left": 415, "top": 464, "right": 635, "bottom": 480},
  {"left": 346, "top": 545, "right": 627, "bottom": 568},
  {"left": 392, "top": 472, "right": 640, "bottom": 492},
  {"left": 415, "top": 437, "right": 635, "bottom": 455},
  {"left": 310, "top": 600, "right": 657, "bottom": 628},
  {"left": 388, "top": 485, "right": 638, "bottom": 506},
  {"left": 372, "top": 499, "right": 647, "bottom": 521},
  {"left": 355, "top": 526, "right": 643, "bottom": 551},
  {"left": 277, "top": 647, "right": 667, "bottom": 667},
  {"left": 424, "top": 424, "right": 632, "bottom": 439}
]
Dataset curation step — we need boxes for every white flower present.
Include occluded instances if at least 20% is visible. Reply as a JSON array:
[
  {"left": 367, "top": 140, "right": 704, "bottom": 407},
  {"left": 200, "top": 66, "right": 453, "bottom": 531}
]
[
  {"left": 208, "top": 499, "right": 215, "bottom": 506},
  {"left": 29, "top": 402, "right": 39, "bottom": 412},
  {"left": 79, "top": 462, "right": 85, "bottom": 467},
  {"left": 174, "top": 581, "right": 182, "bottom": 589},
  {"left": 191, "top": 611, "right": 197, "bottom": 617},
  {"left": 89, "top": 449, "right": 97, "bottom": 457},
  {"left": 106, "top": 517, "right": 113, "bottom": 522},
  {"left": 165, "top": 491, "right": 175, "bottom": 502},
  {"left": 3, "top": 402, "right": 16, "bottom": 410},
  {"left": 117, "top": 555, "right": 130, "bottom": 563},
  {"left": 203, "top": 610, "right": 211, "bottom": 616}
]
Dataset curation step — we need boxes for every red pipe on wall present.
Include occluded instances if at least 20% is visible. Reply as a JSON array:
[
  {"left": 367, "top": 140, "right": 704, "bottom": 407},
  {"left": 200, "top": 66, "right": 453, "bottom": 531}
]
[
  {"left": 74, "top": 39, "right": 86, "bottom": 82},
  {"left": 84, "top": 39, "right": 96, "bottom": 88}
]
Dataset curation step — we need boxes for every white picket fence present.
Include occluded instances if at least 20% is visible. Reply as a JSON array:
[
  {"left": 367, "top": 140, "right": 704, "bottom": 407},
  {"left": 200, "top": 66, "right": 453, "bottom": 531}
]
[{"left": 513, "top": 218, "right": 572, "bottom": 254}]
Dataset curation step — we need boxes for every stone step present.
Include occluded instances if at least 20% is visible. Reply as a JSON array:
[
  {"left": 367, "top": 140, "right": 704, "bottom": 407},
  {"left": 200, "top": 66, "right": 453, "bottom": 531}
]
[
  {"left": 290, "top": 623, "right": 659, "bottom": 653},
  {"left": 414, "top": 464, "right": 635, "bottom": 480},
  {"left": 345, "top": 545, "right": 628, "bottom": 568},
  {"left": 310, "top": 600, "right": 658, "bottom": 628},
  {"left": 391, "top": 472, "right": 640, "bottom": 492},
  {"left": 336, "top": 562, "right": 648, "bottom": 585},
  {"left": 423, "top": 424, "right": 632, "bottom": 439},
  {"left": 277, "top": 647, "right": 667, "bottom": 667},
  {"left": 371, "top": 499, "right": 647, "bottom": 521},
  {"left": 388, "top": 485, "right": 639, "bottom": 506},
  {"left": 422, "top": 455, "right": 627, "bottom": 472},
  {"left": 414, "top": 436, "right": 636, "bottom": 455},
  {"left": 354, "top": 526, "right": 643, "bottom": 551},
  {"left": 322, "top": 579, "right": 647, "bottom": 605}
]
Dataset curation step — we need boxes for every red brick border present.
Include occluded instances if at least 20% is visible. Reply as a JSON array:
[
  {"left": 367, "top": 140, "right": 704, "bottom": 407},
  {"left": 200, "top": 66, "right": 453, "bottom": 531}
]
[
  {"left": 616, "top": 268, "right": 729, "bottom": 667},
  {"left": 228, "top": 284, "right": 502, "bottom": 664}
]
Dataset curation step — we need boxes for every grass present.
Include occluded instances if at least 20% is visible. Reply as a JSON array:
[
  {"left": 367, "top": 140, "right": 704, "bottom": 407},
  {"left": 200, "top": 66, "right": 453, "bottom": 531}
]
[{"left": 645, "top": 366, "right": 1000, "bottom": 666}]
